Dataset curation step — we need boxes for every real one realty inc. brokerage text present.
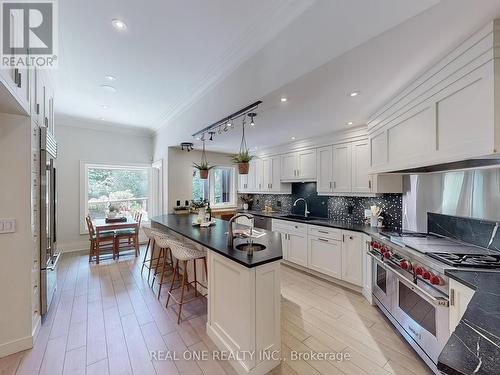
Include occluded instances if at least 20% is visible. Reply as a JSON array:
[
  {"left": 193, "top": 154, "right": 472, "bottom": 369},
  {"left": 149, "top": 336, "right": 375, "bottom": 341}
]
[{"left": 150, "top": 349, "right": 352, "bottom": 362}]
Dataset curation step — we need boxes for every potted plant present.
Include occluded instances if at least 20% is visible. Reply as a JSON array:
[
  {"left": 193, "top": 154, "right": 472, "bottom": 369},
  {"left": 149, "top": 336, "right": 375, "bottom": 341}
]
[
  {"left": 240, "top": 194, "right": 253, "bottom": 211},
  {"left": 231, "top": 151, "right": 254, "bottom": 175},
  {"left": 192, "top": 161, "right": 213, "bottom": 179}
]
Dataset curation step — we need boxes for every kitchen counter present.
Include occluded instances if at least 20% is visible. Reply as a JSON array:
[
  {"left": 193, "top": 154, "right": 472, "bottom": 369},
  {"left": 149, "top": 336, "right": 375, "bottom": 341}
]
[
  {"left": 151, "top": 214, "right": 282, "bottom": 374},
  {"left": 151, "top": 214, "right": 283, "bottom": 268},
  {"left": 438, "top": 270, "right": 500, "bottom": 375},
  {"left": 239, "top": 209, "right": 388, "bottom": 236}
]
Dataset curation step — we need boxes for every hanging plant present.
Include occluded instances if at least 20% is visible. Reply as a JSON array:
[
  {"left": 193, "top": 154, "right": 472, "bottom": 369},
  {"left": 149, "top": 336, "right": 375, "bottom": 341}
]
[
  {"left": 231, "top": 116, "right": 255, "bottom": 174},
  {"left": 193, "top": 140, "right": 213, "bottom": 179}
]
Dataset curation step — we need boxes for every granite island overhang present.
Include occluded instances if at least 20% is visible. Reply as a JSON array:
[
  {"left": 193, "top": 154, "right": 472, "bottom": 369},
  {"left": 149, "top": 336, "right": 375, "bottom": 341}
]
[{"left": 151, "top": 214, "right": 282, "bottom": 375}]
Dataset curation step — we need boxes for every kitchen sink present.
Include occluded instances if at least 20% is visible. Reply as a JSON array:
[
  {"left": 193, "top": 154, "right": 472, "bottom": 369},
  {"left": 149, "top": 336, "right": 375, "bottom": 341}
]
[{"left": 235, "top": 243, "right": 266, "bottom": 252}]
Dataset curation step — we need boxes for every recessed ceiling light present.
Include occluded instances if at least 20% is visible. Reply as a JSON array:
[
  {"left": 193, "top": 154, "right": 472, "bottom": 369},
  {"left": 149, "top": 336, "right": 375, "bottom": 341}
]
[
  {"left": 112, "top": 19, "right": 127, "bottom": 31},
  {"left": 100, "top": 84, "right": 117, "bottom": 92},
  {"left": 347, "top": 121, "right": 353, "bottom": 125},
  {"left": 349, "top": 92, "right": 359, "bottom": 97},
  {"left": 101, "top": 105, "right": 109, "bottom": 109},
  {"left": 291, "top": 136, "right": 296, "bottom": 140},
  {"left": 99, "top": 117, "right": 105, "bottom": 121},
  {"left": 281, "top": 97, "right": 287, "bottom": 102},
  {"left": 196, "top": 137, "right": 200, "bottom": 141},
  {"left": 104, "top": 75, "right": 116, "bottom": 81}
]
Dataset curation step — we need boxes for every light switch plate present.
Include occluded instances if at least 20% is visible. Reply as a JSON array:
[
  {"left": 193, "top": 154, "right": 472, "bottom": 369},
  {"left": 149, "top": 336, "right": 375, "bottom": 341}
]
[{"left": 0, "top": 219, "right": 16, "bottom": 234}]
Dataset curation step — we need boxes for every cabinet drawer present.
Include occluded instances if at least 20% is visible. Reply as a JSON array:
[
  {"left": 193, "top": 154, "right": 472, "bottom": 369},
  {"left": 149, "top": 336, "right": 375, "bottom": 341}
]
[
  {"left": 271, "top": 219, "right": 307, "bottom": 234},
  {"left": 308, "top": 225, "right": 341, "bottom": 241}
]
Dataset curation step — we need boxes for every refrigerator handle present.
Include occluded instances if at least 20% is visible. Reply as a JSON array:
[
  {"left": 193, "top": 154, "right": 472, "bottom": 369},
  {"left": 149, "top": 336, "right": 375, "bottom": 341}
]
[{"left": 47, "top": 252, "right": 61, "bottom": 271}]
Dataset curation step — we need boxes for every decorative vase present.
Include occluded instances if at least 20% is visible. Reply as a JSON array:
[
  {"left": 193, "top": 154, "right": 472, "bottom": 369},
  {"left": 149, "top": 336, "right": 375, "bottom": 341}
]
[
  {"left": 199, "top": 169, "right": 209, "bottom": 179},
  {"left": 238, "top": 162, "right": 249, "bottom": 175},
  {"left": 243, "top": 203, "right": 249, "bottom": 210},
  {"left": 197, "top": 208, "right": 206, "bottom": 223}
]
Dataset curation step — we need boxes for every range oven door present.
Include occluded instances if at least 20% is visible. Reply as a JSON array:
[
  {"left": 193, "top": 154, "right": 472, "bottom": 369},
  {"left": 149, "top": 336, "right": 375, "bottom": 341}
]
[
  {"left": 390, "top": 263, "right": 450, "bottom": 364},
  {"left": 370, "top": 253, "right": 394, "bottom": 312}
]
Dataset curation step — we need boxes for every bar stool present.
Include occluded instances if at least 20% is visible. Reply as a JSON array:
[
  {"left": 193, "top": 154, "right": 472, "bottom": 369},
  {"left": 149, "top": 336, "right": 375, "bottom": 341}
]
[
  {"left": 141, "top": 227, "right": 163, "bottom": 286},
  {"left": 152, "top": 232, "right": 178, "bottom": 299},
  {"left": 164, "top": 239, "right": 207, "bottom": 324}
]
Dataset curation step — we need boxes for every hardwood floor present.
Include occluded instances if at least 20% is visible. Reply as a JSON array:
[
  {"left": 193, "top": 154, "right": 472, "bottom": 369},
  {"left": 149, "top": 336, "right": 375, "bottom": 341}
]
[{"left": 0, "top": 248, "right": 432, "bottom": 375}]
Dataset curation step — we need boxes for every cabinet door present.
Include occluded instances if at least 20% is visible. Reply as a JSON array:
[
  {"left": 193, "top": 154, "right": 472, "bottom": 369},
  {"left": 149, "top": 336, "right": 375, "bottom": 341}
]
[
  {"left": 351, "top": 140, "right": 372, "bottom": 193},
  {"left": 308, "top": 237, "right": 342, "bottom": 278},
  {"left": 341, "top": 231, "right": 363, "bottom": 286},
  {"left": 269, "top": 156, "right": 281, "bottom": 192},
  {"left": 297, "top": 149, "right": 316, "bottom": 179},
  {"left": 449, "top": 279, "right": 475, "bottom": 333},
  {"left": 238, "top": 173, "right": 249, "bottom": 192},
  {"left": 288, "top": 232, "right": 308, "bottom": 267},
  {"left": 332, "top": 144, "right": 352, "bottom": 192},
  {"left": 247, "top": 160, "right": 256, "bottom": 191},
  {"left": 317, "top": 146, "right": 333, "bottom": 193},
  {"left": 280, "top": 233, "right": 289, "bottom": 261},
  {"left": 262, "top": 158, "right": 272, "bottom": 191},
  {"left": 253, "top": 159, "right": 264, "bottom": 191},
  {"left": 281, "top": 153, "right": 298, "bottom": 180}
]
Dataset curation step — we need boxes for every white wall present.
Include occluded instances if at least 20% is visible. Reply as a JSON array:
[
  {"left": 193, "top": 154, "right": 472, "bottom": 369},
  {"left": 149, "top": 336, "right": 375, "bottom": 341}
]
[
  {"left": 0, "top": 114, "right": 33, "bottom": 356},
  {"left": 57, "top": 122, "right": 153, "bottom": 252},
  {"left": 166, "top": 147, "right": 233, "bottom": 213}
]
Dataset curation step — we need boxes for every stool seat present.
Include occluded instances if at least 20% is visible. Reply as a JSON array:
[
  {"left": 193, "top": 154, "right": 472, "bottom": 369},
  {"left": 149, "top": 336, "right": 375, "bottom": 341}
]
[{"left": 168, "top": 241, "right": 205, "bottom": 261}]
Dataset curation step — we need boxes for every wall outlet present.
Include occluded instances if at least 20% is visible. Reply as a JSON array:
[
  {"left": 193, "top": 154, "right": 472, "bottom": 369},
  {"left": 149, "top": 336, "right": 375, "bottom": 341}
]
[{"left": 0, "top": 219, "right": 16, "bottom": 234}]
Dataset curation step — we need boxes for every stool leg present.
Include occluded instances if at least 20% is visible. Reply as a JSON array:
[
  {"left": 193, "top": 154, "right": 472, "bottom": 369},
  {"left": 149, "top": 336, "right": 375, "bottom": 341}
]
[
  {"left": 147, "top": 241, "right": 155, "bottom": 286},
  {"left": 152, "top": 247, "right": 162, "bottom": 287},
  {"left": 177, "top": 260, "right": 188, "bottom": 324},
  {"left": 157, "top": 249, "right": 167, "bottom": 300},
  {"left": 193, "top": 259, "right": 198, "bottom": 297},
  {"left": 166, "top": 260, "right": 179, "bottom": 308},
  {"left": 141, "top": 239, "right": 151, "bottom": 274}
]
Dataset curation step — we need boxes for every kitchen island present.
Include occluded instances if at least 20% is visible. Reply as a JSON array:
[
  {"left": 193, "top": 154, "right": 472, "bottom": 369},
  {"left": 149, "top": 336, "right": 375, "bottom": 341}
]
[{"left": 151, "top": 214, "right": 282, "bottom": 375}]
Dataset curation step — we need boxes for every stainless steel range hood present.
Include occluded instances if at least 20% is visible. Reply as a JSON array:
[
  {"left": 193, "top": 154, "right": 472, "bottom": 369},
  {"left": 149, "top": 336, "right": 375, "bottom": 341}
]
[{"left": 389, "top": 158, "right": 500, "bottom": 174}]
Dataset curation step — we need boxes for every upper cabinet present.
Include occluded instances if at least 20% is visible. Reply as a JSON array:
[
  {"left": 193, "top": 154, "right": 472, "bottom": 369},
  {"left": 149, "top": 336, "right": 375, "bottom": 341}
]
[
  {"left": 280, "top": 149, "right": 316, "bottom": 181},
  {"left": 368, "top": 19, "right": 500, "bottom": 173},
  {"left": 317, "top": 139, "right": 401, "bottom": 195},
  {"left": 237, "top": 156, "right": 291, "bottom": 194}
]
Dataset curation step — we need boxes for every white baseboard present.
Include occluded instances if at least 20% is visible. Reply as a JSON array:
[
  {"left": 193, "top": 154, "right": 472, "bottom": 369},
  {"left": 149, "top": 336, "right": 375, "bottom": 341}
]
[{"left": 0, "top": 335, "right": 33, "bottom": 358}]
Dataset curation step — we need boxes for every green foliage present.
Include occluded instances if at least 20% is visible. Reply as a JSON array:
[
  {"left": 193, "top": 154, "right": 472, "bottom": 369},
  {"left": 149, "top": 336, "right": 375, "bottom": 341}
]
[
  {"left": 231, "top": 151, "right": 254, "bottom": 163},
  {"left": 192, "top": 161, "right": 214, "bottom": 171},
  {"left": 88, "top": 168, "right": 148, "bottom": 200},
  {"left": 191, "top": 198, "right": 207, "bottom": 209}
]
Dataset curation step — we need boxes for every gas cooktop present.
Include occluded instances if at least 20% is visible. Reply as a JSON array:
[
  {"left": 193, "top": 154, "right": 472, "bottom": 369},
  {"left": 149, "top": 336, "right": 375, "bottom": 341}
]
[{"left": 427, "top": 253, "right": 500, "bottom": 269}]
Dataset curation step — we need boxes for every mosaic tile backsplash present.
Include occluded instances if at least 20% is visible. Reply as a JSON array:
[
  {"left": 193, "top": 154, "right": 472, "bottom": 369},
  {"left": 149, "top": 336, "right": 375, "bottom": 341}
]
[{"left": 239, "top": 182, "right": 403, "bottom": 229}]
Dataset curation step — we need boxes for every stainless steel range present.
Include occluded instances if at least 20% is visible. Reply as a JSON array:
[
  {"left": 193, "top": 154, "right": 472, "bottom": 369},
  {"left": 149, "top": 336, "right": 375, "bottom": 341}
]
[{"left": 368, "top": 229, "right": 500, "bottom": 374}]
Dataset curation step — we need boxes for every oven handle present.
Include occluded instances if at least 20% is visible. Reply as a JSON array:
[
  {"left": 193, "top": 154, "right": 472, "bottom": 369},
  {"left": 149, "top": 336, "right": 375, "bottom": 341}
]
[{"left": 367, "top": 251, "right": 449, "bottom": 307}]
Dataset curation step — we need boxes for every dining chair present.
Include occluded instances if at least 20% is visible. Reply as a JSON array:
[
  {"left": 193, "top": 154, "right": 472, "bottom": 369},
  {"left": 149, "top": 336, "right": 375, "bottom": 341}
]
[
  {"left": 85, "top": 214, "right": 115, "bottom": 264},
  {"left": 114, "top": 212, "right": 142, "bottom": 258}
]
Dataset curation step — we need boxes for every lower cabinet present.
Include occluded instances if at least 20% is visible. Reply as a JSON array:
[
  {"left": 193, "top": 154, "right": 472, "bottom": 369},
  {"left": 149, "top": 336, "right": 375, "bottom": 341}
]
[
  {"left": 449, "top": 279, "right": 475, "bottom": 333},
  {"left": 287, "top": 232, "right": 308, "bottom": 267},
  {"left": 308, "top": 236, "right": 342, "bottom": 279},
  {"left": 341, "top": 232, "right": 363, "bottom": 286},
  {"left": 272, "top": 219, "right": 363, "bottom": 287}
]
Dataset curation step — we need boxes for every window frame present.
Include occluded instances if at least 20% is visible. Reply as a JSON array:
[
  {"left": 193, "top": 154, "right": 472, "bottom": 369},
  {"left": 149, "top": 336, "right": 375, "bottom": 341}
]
[
  {"left": 79, "top": 161, "right": 153, "bottom": 234},
  {"left": 192, "top": 165, "right": 237, "bottom": 209}
]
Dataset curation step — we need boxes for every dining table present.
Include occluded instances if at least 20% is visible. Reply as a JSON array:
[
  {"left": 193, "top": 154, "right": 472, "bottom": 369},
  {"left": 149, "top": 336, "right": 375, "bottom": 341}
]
[{"left": 93, "top": 217, "right": 139, "bottom": 263}]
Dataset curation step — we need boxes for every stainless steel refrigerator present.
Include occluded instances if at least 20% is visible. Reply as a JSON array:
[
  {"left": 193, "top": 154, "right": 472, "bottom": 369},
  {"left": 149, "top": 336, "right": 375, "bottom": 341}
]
[{"left": 40, "top": 127, "right": 60, "bottom": 316}]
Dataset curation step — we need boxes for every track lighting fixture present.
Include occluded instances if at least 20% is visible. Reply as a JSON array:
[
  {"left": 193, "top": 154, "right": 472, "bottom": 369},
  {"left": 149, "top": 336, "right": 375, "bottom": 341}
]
[
  {"left": 248, "top": 112, "right": 256, "bottom": 126},
  {"left": 180, "top": 142, "right": 194, "bottom": 152}
]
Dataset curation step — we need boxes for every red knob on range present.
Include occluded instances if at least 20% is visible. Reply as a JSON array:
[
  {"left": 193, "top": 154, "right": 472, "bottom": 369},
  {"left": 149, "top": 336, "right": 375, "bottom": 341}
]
[
  {"left": 415, "top": 267, "right": 423, "bottom": 276},
  {"left": 370, "top": 241, "right": 375, "bottom": 248},
  {"left": 373, "top": 242, "right": 379, "bottom": 249},
  {"left": 430, "top": 275, "right": 441, "bottom": 285},
  {"left": 423, "top": 271, "right": 431, "bottom": 280},
  {"left": 384, "top": 251, "right": 392, "bottom": 259},
  {"left": 400, "top": 260, "right": 409, "bottom": 270},
  {"left": 380, "top": 247, "right": 386, "bottom": 254}
]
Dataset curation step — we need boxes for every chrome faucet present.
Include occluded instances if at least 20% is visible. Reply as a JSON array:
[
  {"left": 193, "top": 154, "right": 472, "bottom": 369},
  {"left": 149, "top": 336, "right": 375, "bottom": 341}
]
[
  {"left": 227, "top": 213, "right": 254, "bottom": 247},
  {"left": 293, "top": 198, "right": 311, "bottom": 218}
]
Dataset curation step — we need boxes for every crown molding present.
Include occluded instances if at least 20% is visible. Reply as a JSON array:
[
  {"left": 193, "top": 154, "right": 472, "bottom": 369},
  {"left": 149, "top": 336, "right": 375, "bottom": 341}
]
[
  {"left": 56, "top": 114, "right": 154, "bottom": 137},
  {"left": 152, "top": 0, "right": 315, "bottom": 134}
]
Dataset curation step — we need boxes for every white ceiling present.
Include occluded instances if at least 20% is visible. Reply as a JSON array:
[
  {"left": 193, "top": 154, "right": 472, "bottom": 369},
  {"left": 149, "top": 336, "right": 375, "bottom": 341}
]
[{"left": 55, "top": 0, "right": 315, "bottom": 128}]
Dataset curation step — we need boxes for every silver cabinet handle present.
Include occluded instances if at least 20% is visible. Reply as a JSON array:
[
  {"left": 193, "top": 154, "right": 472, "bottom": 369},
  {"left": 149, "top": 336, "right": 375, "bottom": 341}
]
[
  {"left": 318, "top": 230, "right": 329, "bottom": 234},
  {"left": 333, "top": 181, "right": 336, "bottom": 189},
  {"left": 18, "top": 72, "right": 21, "bottom": 88},
  {"left": 329, "top": 182, "right": 332, "bottom": 189},
  {"left": 14, "top": 68, "right": 19, "bottom": 85},
  {"left": 450, "top": 288, "right": 455, "bottom": 306},
  {"left": 368, "top": 180, "right": 372, "bottom": 189},
  {"left": 318, "top": 238, "right": 329, "bottom": 243},
  {"left": 36, "top": 103, "right": 40, "bottom": 115}
]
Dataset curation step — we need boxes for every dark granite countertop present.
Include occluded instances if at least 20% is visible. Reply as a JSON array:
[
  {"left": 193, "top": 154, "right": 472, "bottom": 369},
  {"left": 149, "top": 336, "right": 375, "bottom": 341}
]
[
  {"left": 150, "top": 214, "right": 283, "bottom": 268},
  {"left": 438, "top": 270, "right": 500, "bottom": 375},
  {"left": 239, "top": 209, "right": 386, "bottom": 236}
]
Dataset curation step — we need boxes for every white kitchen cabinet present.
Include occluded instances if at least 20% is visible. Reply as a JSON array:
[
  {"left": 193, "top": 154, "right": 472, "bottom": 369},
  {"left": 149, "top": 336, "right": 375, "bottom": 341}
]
[
  {"left": 308, "top": 236, "right": 342, "bottom": 279},
  {"left": 449, "top": 279, "right": 475, "bottom": 333},
  {"left": 288, "top": 232, "right": 308, "bottom": 267},
  {"left": 351, "top": 140, "right": 372, "bottom": 193},
  {"left": 332, "top": 143, "right": 352, "bottom": 193},
  {"left": 238, "top": 173, "right": 249, "bottom": 192},
  {"left": 253, "top": 159, "right": 264, "bottom": 191},
  {"left": 317, "top": 146, "right": 333, "bottom": 193},
  {"left": 237, "top": 156, "right": 290, "bottom": 194},
  {"left": 262, "top": 156, "right": 287, "bottom": 192},
  {"left": 341, "top": 230, "right": 363, "bottom": 287},
  {"left": 280, "top": 149, "right": 316, "bottom": 181}
]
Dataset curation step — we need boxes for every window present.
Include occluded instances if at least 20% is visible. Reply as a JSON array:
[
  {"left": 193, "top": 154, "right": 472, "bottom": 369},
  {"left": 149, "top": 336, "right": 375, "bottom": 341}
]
[
  {"left": 192, "top": 166, "right": 236, "bottom": 208},
  {"left": 81, "top": 163, "right": 151, "bottom": 232}
]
